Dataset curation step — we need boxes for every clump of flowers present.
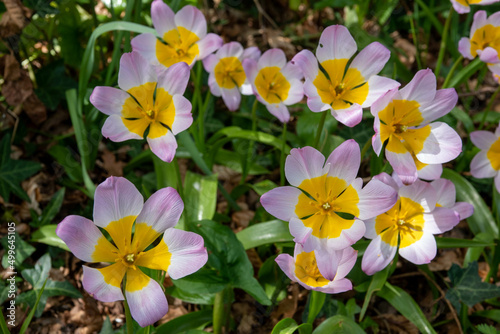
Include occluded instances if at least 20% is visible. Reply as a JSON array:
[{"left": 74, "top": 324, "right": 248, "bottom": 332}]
[
  {"left": 371, "top": 69, "right": 462, "bottom": 185},
  {"left": 56, "top": 177, "right": 208, "bottom": 326},
  {"left": 90, "top": 52, "right": 193, "bottom": 162},
  {"left": 470, "top": 122, "right": 500, "bottom": 192}
]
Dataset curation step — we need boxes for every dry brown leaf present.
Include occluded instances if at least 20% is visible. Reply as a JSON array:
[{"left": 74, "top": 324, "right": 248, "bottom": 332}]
[
  {"left": 0, "top": 0, "right": 32, "bottom": 38},
  {"left": 101, "top": 149, "right": 125, "bottom": 176},
  {"left": 24, "top": 93, "right": 47, "bottom": 125}
]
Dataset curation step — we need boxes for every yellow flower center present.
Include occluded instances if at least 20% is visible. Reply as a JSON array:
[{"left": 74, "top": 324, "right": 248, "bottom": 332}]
[
  {"left": 470, "top": 24, "right": 500, "bottom": 61},
  {"left": 487, "top": 137, "right": 500, "bottom": 170},
  {"left": 254, "top": 66, "right": 290, "bottom": 104},
  {"left": 294, "top": 250, "right": 330, "bottom": 287},
  {"left": 156, "top": 26, "right": 201, "bottom": 67},
  {"left": 214, "top": 57, "right": 246, "bottom": 89}
]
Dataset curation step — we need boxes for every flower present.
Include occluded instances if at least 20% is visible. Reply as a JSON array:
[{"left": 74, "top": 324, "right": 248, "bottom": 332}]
[
  {"left": 276, "top": 243, "right": 357, "bottom": 293},
  {"left": 242, "top": 48, "right": 304, "bottom": 123},
  {"left": 430, "top": 178, "right": 474, "bottom": 220},
  {"left": 260, "top": 140, "right": 398, "bottom": 252},
  {"left": 451, "top": 0, "right": 500, "bottom": 14},
  {"left": 56, "top": 177, "right": 208, "bottom": 327},
  {"left": 361, "top": 173, "right": 464, "bottom": 275},
  {"left": 131, "top": 0, "right": 222, "bottom": 68},
  {"left": 291, "top": 25, "right": 399, "bottom": 127},
  {"left": 459, "top": 11, "right": 500, "bottom": 74},
  {"left": 371, "top": 69, "right": 462, "bottom": 185},
  {"left": 90, "top": 52, "right": 192, "bottom": 162},
  {"left": 202, "top": 42, "right": 261, "bottom": 111},
  {"left": 470, "top": 122, "right": 500, "bottom": 192}
]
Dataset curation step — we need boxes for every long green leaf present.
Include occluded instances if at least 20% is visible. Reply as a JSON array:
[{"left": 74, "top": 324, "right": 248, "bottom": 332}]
[
  {"left": 19, "top": 278, "right": 48, "bottom": 334},
  {"left": 446, "top": 58, "right": 484, "bottom": 89},
  {"left": 155, "top": 309, "right": 212, "bottom": 334},
  {"left": 0, "top": 308, "right": 9, "bottom": 334},
  {"left": 312, "top": 315, "right": 365, "bottom": 334},
  {"left": 184, "top": 171, "right": 218, "bottom": 223},
  {"left": 307, "top": 291, "right": 326, "bottom": 324},
  {"left": 236, "top": 220, "right": 293, "bottom": 250},
  {"left": 473, "top": 309, "right": 500, "bottom": 323},
  {"left": 271, "top": 318, "right": 312, "bottom": 334},
  {"left": 360, "top": 266, "right": 389, "bottom": 321},
  {"left": 30, "top": 225, "right": 69, "bottom": 251},
  {"left": 436, "top": 237, "right": 495, "bottom": 249},
  {"left": 378, "top": 282, "right": 436, "bottom": 334}
]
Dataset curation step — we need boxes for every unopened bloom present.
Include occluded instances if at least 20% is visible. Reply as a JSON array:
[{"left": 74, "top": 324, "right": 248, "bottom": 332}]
[
  {"left": 261, "top": 140, "right": 397, "bottom": 252},
  {"left": 203, "top": 42, "right": 261, "bottom": 111},
  {"left": 459, "top": 11, "right": 500, "bottom": 74},
  {"left": 371, "top": 69, "right": 462, "bottom": 185},
  {"left": 56, "top": 177, "right": 207, "bottom": 327},
  {"left": 470, "top": 122, "right": 500, "bottom": 192},
  {"left": 131, "top": 0, "right": 222, "bottom": 68},
  {"left": 451, "top": 0, "right": 500, "bottom": 14},
  {"left": 276, "top": 243, "right": 357, "bottom": 293},
  {"left": 243, "top": 48, "right": 304, "bottom": 123},
  {"left": 292, "top": 25, "right": 399, "bottom": 127},
  {"left": 90, "top": 52, "right": 192, "bottom": 162},
  {"left": 362, "top": 173, "right": 467, "bottom": 275}
]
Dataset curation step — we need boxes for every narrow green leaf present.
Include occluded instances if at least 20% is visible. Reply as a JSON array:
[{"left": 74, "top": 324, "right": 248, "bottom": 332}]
[
  {"left": 0, "top": 306, "right": 10, "bottom": 334},
  {"left": 30, "top": 225, "right": 69, "bottom": 251},
  {"left": 360, "top": 266, "right": 389, "bottom": 320},
  {"left": 473, "top": 309, "right": 500, "bottom": 323},
  {"left": 155, "top": 309, "right": 212, "bottom": 334},
  {"left": 436, "top": 237, "right": 495, "bottom": 249},
  {"left": 378, "top": 282, "right": 436, "bottom": 334},
  {"left": 450, "top": 107, "right": 474, "bottom": 133},
  {"left": 36, "top": 188, "right": 66, "bottom": 227},
  {"left": 184, "top": 171, "right": 218, "bottom": 223},
  {"left": 312, "top": 315, "right": 365, "bottom": 334},
  {"left": 271, "top": 318, "right": 313, "bottom": 334},
  {"left": 446, "top": 58, "right": 484, "bottom": 88},
  {"left": 211, "top": 126, "right": 292, "bottom": 153},
  {"left": 307, "top": 291, "right": 326, "bottom": 324},
  {"left": 236, "top": 220, "right": 293, "bottom": 250},
  {"left": 20, "top": 278, "right": 48, "bottom": 334}
]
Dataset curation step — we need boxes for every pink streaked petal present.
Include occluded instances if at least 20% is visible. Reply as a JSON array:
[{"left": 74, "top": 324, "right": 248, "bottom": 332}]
[
  {"left": 208, "top": 73, "right": 222, "bottom": 96},
  {"left": 221, "top": 87, "right": 241, "bottom": 111},
  {"left": 398, "top": 231, "right": 437, "bottom": 265},
  {"left": 487, "top": 8, "right": 500, "bottom": 25},
  {"left": 385, "top": 144, "right": 418, "bottom": 185},
  {"left": 331, "top": 104, "right": 363, "bottom": 127},
  {"left": 471, "top": 11, "right": 488, "bottom": 37},
  {"left": 151, "top": 0, "right": 175, "bottom": 36},
  {"left": 126, "top": 270, "right": 169, "bottom": 327},
  {"left": 82, "top": 265, "right": 124, "bottom": 302},
  {"left": 289, "top": 217, "right": 313, "bottom": 245},
  {"left": 283, "top": 79, "right": 304, "bottom": 105},
  {"left": 170, "top": 95, "right": 193, "bottom": 134},
  {"left": 196, "top": 34, "right": 223, "bottom": 61},
  {"left": 470, "top": 151, "right": 497, "bottom": 178},
  {"left": 285, "top": 146, "right": 327, "bottom": 187},
  {"left": 131, "top": 34, "right": 159, "bottom": 66},
  {"left": 399, "top": 179, "right": 437, "bottom": 212},
  {"left": 458, "top": 38, "right": 473, "bottom": 59},
  {"left": 452, "top": 202, "right": 474, "bottom": 220},
  {"left": 156, "top": 62, "right": 190, "bottom": 95},
  {"left": 496, "top": 123, "right": 500, "bottom": 137},
  {"left": 174, "top": 5, "right": 206, "bottom": 38},
  {"left": 307, "top": 95, "right": 330, "bottom": 113},
  {"left": 430, "top": 178, "right": 456, "bottom": 208},
  {"left": 118, "top": 52, "right": 157, "bottom": 91},
  {"left": 102, "top": 115, "right": 143, "bottom": 142},
  {"left": 416, "top": 122, "right": 462, "bottom": 164},
  {"left": 361, "top": 235, "right": 397, "bottom": 276},
  {"left": 90, "top": 87, "right": 129, "bottom": 116},
  {"left": 324, "top": 219, "right": 366, "bottom": 250},
  {"left": 147, "top": 130, "right": 177, "bottom": 163},
  {"left": 335, "top": 246, "right": 358, "bottom": 280},
  {"left": 370, "top": 88, "right": 400, "bottom": 118},
  {"left": 372, "top": 134, "right": 383, "bottom": 156},
  {"left": 470, "top": 130, "right": 497, "bottom": 150},
  {"left": 316, "top": 25, "right": 357, "bottom": 63},
  {"left": 423, "top": 207, "right": 460, "bottom": 234},
  {"left": 291, "top": 50, "right": 319, "bottom": 81},
  {"left": 420, "top": 88, "right": 458, "bottom": 123},
  {"left": 417, "top": 163, "right": 443, "bottom": 181},
  {"left": 242, "top": 58, "right": 258, "bottom": 87},
  {"left": 399, "top": 69, "right": 436, "bottom": 105},
  {"left": 275, "top": 253, "right": 297, "bottom": 283},
  {"left": 314, "top": 245, "right": 341, "bottom": 281},
  {"left": 258, "top": 48, "right": 287, "bottom": 69},
  {"left": 361, "top": 76, "right": 400, "bottom": 108},
  {"left": 94, "top": 176, "right": 144, "bottom": 228},
  {"left": 217, "top": 41, "right": 244, "bottom": 59},
  {"left": 450, "top": 0, "right": 470, "bottom": 14},
  {"left": 349, "top": 42, "right": 390, "bottom": 79},
  {"left": 203, "top": 54, "right": 218, "bottom": 72},
  {"left": 478, "top": 47, "right": 500, "bottom": 64},
  {"left": 266, "top": 103, "right": 290, "bottom": 123},
  {"left": 363, "top": 217, "right": 377, "bottom": 239},
  {"left": 260, "top": 186, "right": 302, "bottom": 221},
  {"left": 373, "top": 172, "right": 400, "bottom": 191},
  {"left": 281, "top": 62, "right": 303, "bottom": 81},
  {"left": 316, "top": 278, "right": 353, "bottom": 294},
  {"left": 163, "top": 228, "right": 208, "bottom": 279},
  {"left": 357, "top": 179, "right": 398, "bottom": 220},
  {"left": 325, "top": 139, "right": 360, "bottom": 185},
  {"left": 242, "top": 46, "right": 261, "bottom": 61}
]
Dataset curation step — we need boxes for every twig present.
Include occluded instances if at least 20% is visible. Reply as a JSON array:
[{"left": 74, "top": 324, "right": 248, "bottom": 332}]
[{"left": 252, "top": 0, "right": 279, "bottom": 30}]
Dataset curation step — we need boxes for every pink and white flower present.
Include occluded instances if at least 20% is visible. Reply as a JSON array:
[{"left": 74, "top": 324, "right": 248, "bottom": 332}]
[
  {"left": 243, "top": 48, "right": 304, "bottom": 123},
  {"left": 291, "top": 25, "right": 399, "bottom": 127},
  {"left": 56, "top": 177, "right": 207, "bottom": 327},
  {"left": 203, "top": 42, "right": 261, "bottom": 111},
  {"left": 371, "top": 69, "right": 462, "bottom": 185},
  {"left": 131, "top": 0, "right": 222, "bottom": 68},
  {"left": 451, "top": 0, "right": 500, "bottom": 14},
  {"left": 470, "top": 122, "right": 500, "bottom": 192},
  {"left": 90, "top": 52, "right": 192, "bottom": 162},
  {"left": 260, "top": 140, "right": 397, "bottom": 252}
]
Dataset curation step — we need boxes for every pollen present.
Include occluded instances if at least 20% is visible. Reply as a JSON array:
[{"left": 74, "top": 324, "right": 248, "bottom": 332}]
[
  {"left": 125, "top": 253, "right": 135, "bottom": 263},
  {"left": 397, "top": 219, "right": 406, "bottom": 226},
  {"left": 145, "top": 109, "right": 154, "bottom": 118},
  {"left": 322, "top": 202, "right": 331, "bottom": 210}
]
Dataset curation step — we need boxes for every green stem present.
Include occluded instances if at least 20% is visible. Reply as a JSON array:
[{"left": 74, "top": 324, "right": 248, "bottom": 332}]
[
  {"left": 307, "top": 290, "right": 326, "bottom": 324},
  {"left": 409, "top": 11, "right": 423, "bottom": 70},
  {"left": 213, "top": 287, "right": 232, "bottom": 334},
  {"left": 442, "top": 56, "right": 464, "bottom": 88},
  {"left": 435, "top": 7, "right": 454, "bottom": 78},
  {"left": 479, "top": 84, "right": 500, "bottom": 130},
  {"left": 198, "top": 90, "right": 212, "bottom": 151},
  {"left": 123, "top": 287, "right": 134, "bottom": 334},
  {"left": 241, "top": 99, "right": 259, "bottom": 184},
  {"left": 313, "top": 110, "right": 328, "bottom": 149},
  {"left": 360, "top": 137, "right": 372, "bottom": 159},
  {"left": 280, "top": 122, "right": 287, "bottom": 186},
  {"left": 173, "top": 156, "right": 184, "bottom": 198}
]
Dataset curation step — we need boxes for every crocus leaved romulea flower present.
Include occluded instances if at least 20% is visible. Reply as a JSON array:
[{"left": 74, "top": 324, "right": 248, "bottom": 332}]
[
  {"left": 203, "top": 42, "right": 261, "bottom": 111},
  {"left": 459, "top": 11, "right": 500, "bottom": 74},
  {"left": 90, "top": 52, "right": 192, "bottom": 163},
  {"left": 470, "top": 122, "right": 500, "bottom": 192},
  {"left": 242, "top": 48, "right": 304, "bottom": 123},
  {"left": 371, "top": 69, "right": 462, "bottom": 185},
  {"left": 291, "top": 25, "right": 400, "bottom": 127},
  {"left": 56, "top": 177, "right": 208, "bottom": 327},
  {"left": 362, "top": 173, "right": 463, "bottom": 275},
  {"left": 451, "top": 0, "right": 500, "bottom": 14},
  {"left": 261, "top": 140, "right": 398, "bottom": 252},
  {"left": 276, "top": 243, "right": 357, "bottom": 293},
  {"left": 131, "top": 0, "right": 222, "bottom": 68}
]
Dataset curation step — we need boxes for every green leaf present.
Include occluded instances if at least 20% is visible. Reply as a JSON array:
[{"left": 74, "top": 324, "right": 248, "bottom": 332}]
[
  {"left": 98, "top": 317, "right": 115, "bottom": 334},
  {"left": 164, "top": 285, "right": 215, "bottom": 305},
  {"left": 446, "top": 58, "right": 484, "bottom": 88},
  {"left": 0, "top": 134, "right": 41, "bottom": 202},
  {"left": 360, "top": 266, "right": 390, "bottom": 320},
  {"left": 378, "top": 282, "right": 436, "bottom": 334},
  {"left": 21, "top": 253, "right": 51, "bottom": 288},
  {"left": 307, "top": 291, "right": 326, "bottom": 324},
  {"left": 184, "top": 171, "right": 218, "bottom": 223},
  {"left": 250, "top": 180, "right": 278, "bottom": 196},
  {"left": 20, "top": 278, "right": 48, "bottom": 334},
  {"left": 272, "top": 318, "right": 313, "bottom": 334},
  {"left": 215, "top": 149, "right": 269, "bottom": 175},
  {"left": 211, "top": 126, "right": 291, "bottom": 153},
  {"left": 155, "top": 309, "right": 212, "bottom": 334},
  {"left": 436, "top": 237, "right": 495, "bottom": 248},
  {"left": 30, "top": 225, "right": 70, "bottom": 251},
  {"left": 476, "top": 324, "right": 499, "bottom": 334},
  {"left": 442, "top": 168, "right": 498, "bottom": 239},
  {"left": 1, "top": 233, "right": 36, "bottom": 268},
  {"left": 172, "top": 269, "right": 227, "bottom": 295},
  {"left": 191, "top": 220, "right": 271, "bottom": 305},
  {"left": 449, "top": 107, "right": 474, "bottom": 133},
  {"left": 446, "top": 261, "right": 500, "bottom": 312},
  {"left": 236, "top": 220, "right": 293, "bottom": 250},
  {"left": 47, "top": 145, "right": 83, "bottom": 183},
  {"left": 312, "top": 315, "right": 365, "bottom": 334},
  {"left": 33, "top": 188, "right": 66, "bottom": 227},
  {"left": 473, "top": 309, "right": 500, "bottom": 323}
]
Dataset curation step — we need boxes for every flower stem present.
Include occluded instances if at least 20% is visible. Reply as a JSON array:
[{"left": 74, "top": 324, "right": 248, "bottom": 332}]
[
  {"left": 313, "top": 110, "right": 328, "bottom": 149},
  {"left": 307, "top": 290, "right": 326, "bottom": 324},
  {"left": 442, "top": 56, "right": 464, "bottom": 88},
  {"left": 198, "top": 90, "right": 212, "bottom": 151},
  {"left": 213, "top": 287, "right": 233, "bottom": 334},
  {"left": 240, "top": 99, "right": 259, "bottom": 184},
  {"left": 123, "top": 283, "right": 134, "bottom": 334},
  {"left": 280, "top": 122, "right": 287, "bottom": 186},
  {"left": 479, "top": 84, "right": 500, "bottom": 130},
  {"left": 435, "top": 7, "right": 454, "bottom": 78}
]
